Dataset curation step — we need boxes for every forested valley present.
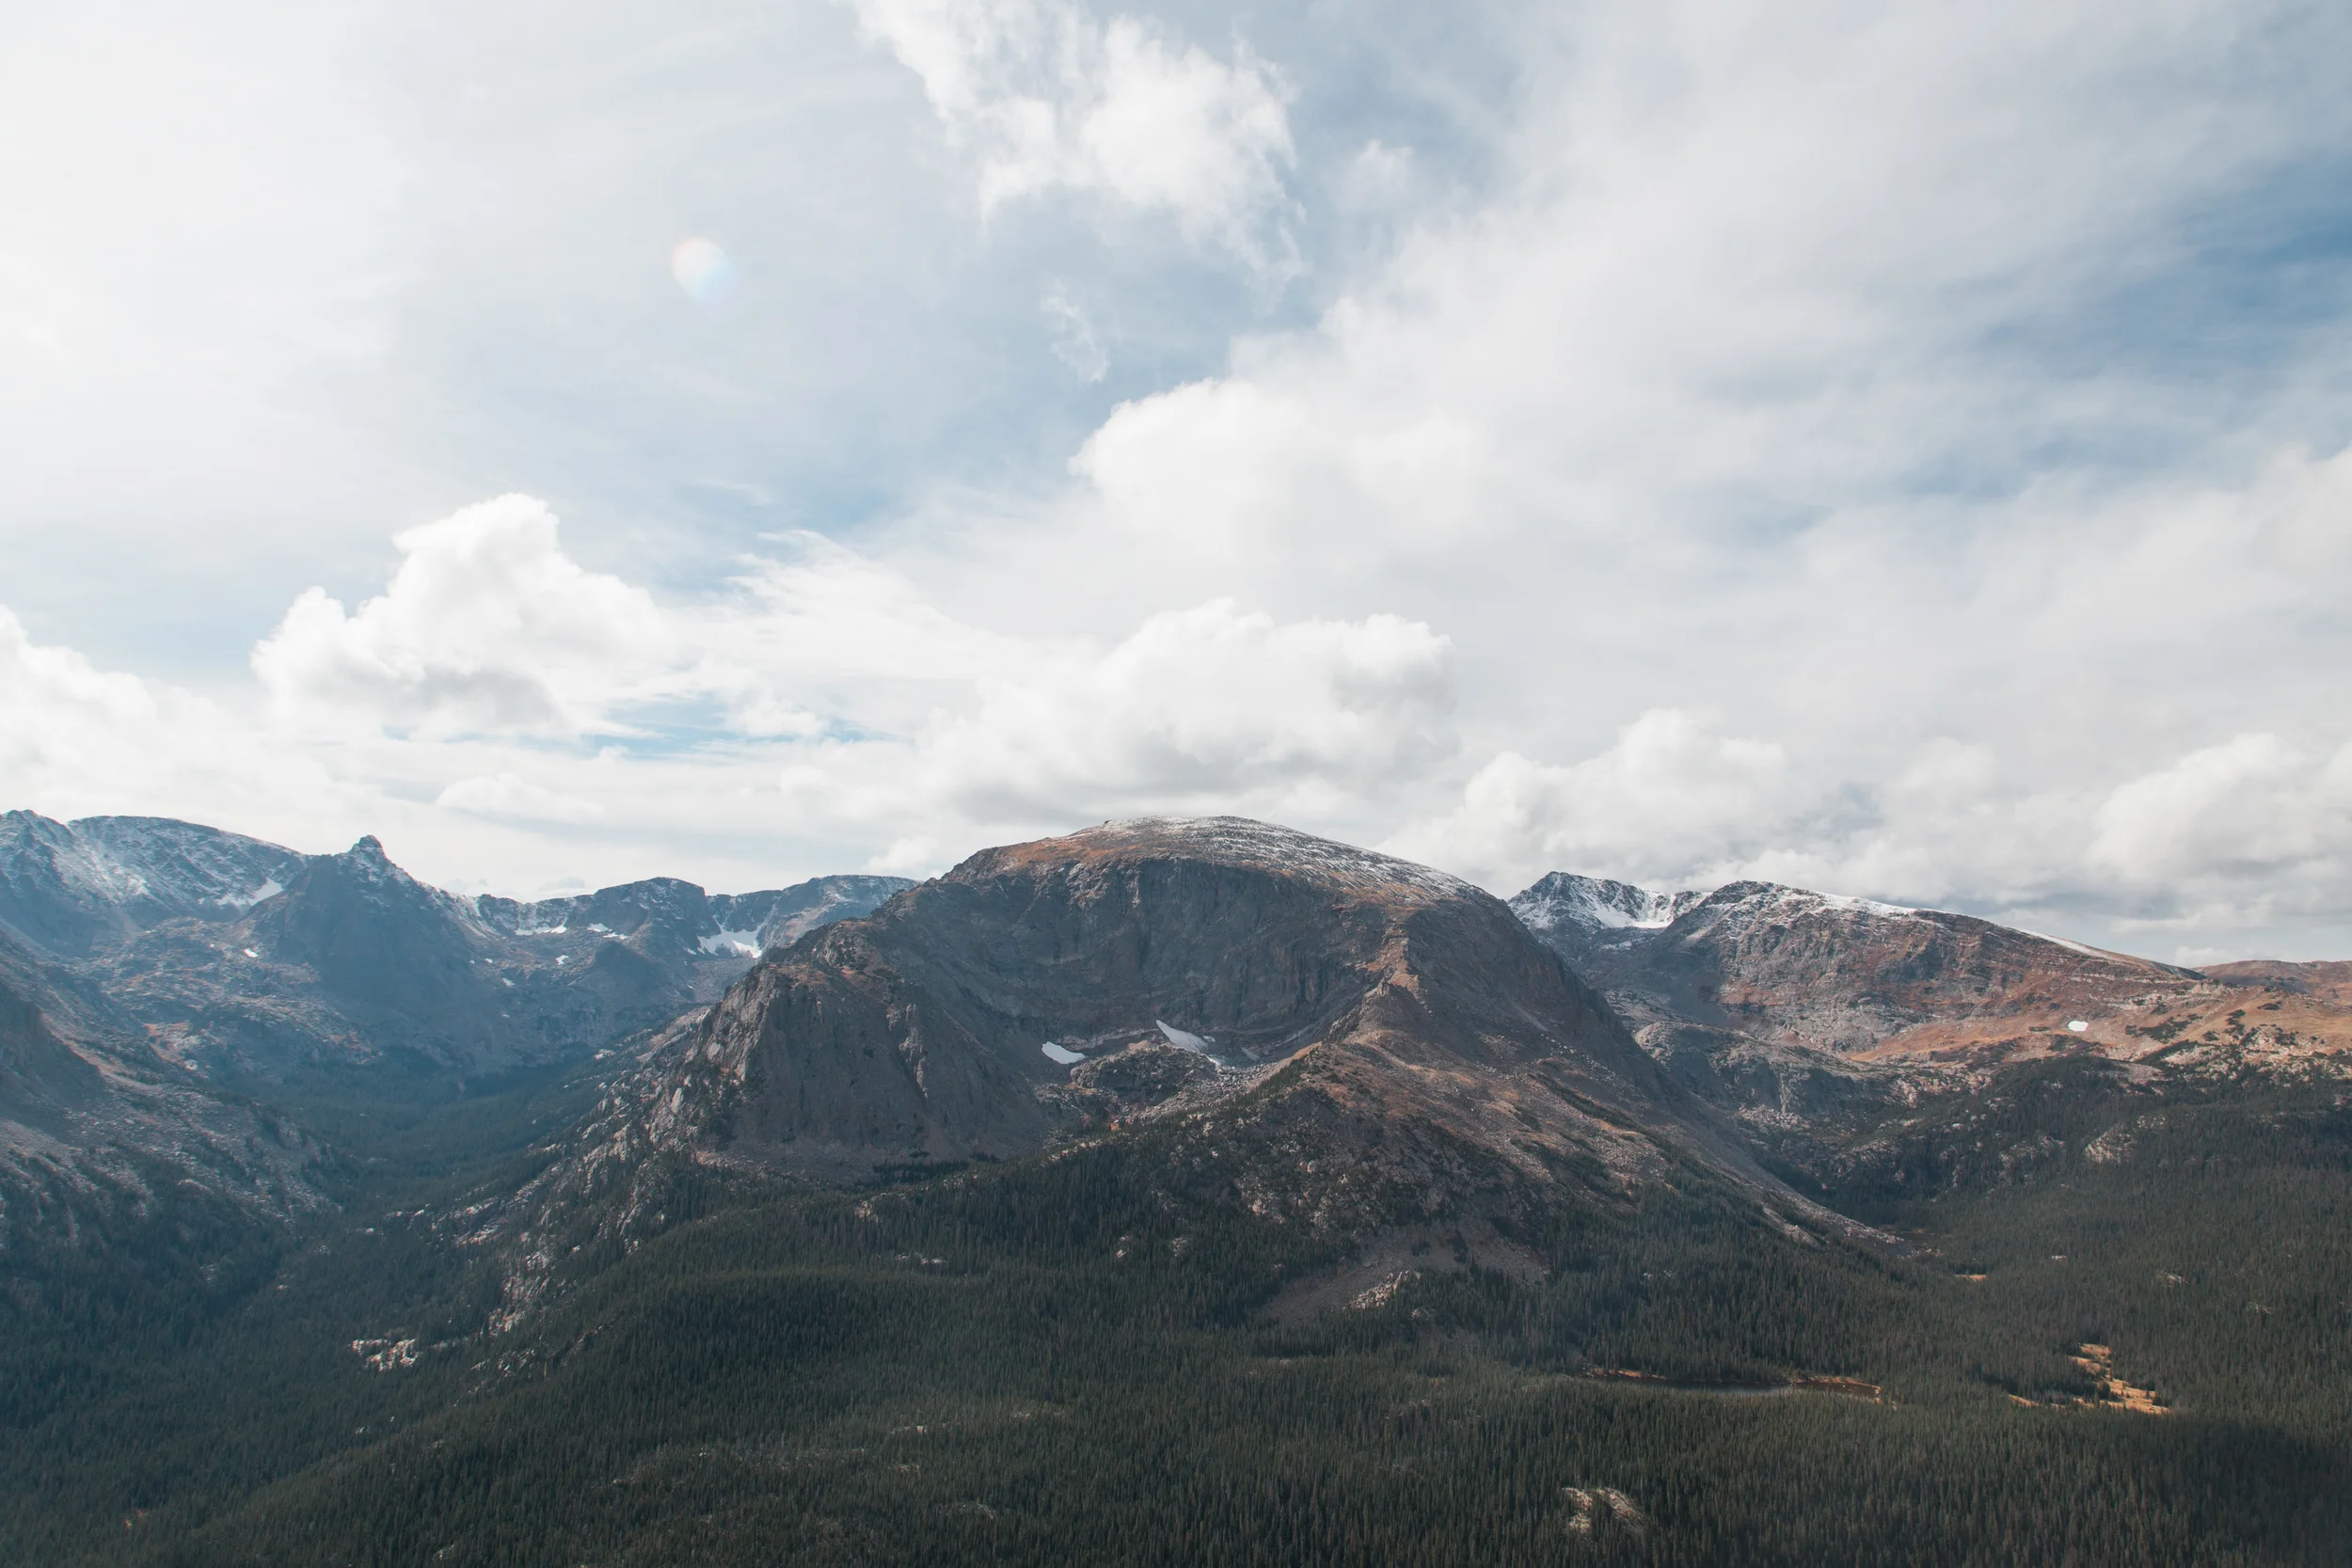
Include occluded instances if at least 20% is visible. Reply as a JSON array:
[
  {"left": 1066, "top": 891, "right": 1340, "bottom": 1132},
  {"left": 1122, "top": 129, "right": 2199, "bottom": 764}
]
[{"left": 7, "top": 1056, "right": 2350, "bottom": 1566}]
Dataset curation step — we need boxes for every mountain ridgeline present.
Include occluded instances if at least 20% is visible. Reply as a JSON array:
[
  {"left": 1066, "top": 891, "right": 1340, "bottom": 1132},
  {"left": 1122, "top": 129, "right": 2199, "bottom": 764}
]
[
  {"left": 475, "top": 819, "right": 1861, "bottom": 1327},
  {"left": 664, "top": 818, "right": 1706, "bottom": 1191},
  {"left": 0, "top": 808, "right": 906, "bottom": 1275},
  {"left": 4, "top": 812, "right": 2351, "bottom": 1566},
  {"left": 1508, "top": 870, "right": 2352, "bottom": 1195},
  {"left": 0, "top": 810, "right": 909, "bottom": 1081}
]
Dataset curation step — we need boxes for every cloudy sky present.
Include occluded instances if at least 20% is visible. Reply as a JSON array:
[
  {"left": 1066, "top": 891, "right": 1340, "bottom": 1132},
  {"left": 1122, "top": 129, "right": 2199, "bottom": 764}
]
[{"left": 5, "top": 0, "right": 2350, "bottom": 960}]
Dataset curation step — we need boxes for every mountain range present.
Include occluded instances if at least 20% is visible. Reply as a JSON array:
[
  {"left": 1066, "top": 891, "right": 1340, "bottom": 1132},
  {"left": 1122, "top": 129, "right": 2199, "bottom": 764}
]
[
  {"left": 9, "top": 806, "right": 2347, "bottom": 1292},
  {"left": 1511, "top": 870, "right": 2349, "bottom": 1182},
  {"left": 5, "top": 811, "right": 2350, "bottom": 1565},
  {"left": 0, "top": 809, "right": 906, "bottom": 1252}
]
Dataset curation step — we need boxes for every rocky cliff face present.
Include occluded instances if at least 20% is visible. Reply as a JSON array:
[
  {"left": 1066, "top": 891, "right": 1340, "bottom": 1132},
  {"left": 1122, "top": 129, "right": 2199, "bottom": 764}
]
[{"left": 506, "top": 818, "right": 1837, "bottom": 1291}]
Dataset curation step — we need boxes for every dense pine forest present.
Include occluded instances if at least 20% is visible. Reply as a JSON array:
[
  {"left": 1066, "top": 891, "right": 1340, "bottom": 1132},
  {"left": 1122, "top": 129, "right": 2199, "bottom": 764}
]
[{"left": 6, "top": 1051, "right": 2350, "bottom": 1566}]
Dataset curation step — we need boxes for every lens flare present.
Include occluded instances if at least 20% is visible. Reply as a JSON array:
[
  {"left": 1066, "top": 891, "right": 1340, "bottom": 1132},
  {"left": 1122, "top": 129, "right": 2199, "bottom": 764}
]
[{"left": 671, "top": 237, "right": 738, "bottom": 303}]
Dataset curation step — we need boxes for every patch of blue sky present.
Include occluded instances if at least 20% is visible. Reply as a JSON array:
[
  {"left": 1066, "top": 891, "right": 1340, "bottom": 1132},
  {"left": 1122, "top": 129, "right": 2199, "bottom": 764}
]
[{"left": 1972, "top": 163, "right": 2352, "bottom": 406}]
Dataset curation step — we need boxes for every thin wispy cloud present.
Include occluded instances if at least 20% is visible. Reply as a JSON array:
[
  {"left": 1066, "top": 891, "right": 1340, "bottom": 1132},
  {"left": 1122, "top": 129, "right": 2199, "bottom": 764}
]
[{"left": 847, "top": 0, "right": 1298, "bottom": 271}]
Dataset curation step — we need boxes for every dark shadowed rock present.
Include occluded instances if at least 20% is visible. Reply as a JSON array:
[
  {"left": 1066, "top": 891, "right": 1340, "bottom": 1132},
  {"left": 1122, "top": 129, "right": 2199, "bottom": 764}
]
[
  {"left": 90, "top": 836, "right": 531, "bottom": 1078},
  {"left": 0, "top": 931, "right": 105, "bottom": 1132},
  {"left": 246, "top": 837, "right": 506, "bottom": 1035},
  {"left": 0, "top": 925, "right": 329, "bottom": 1260}
]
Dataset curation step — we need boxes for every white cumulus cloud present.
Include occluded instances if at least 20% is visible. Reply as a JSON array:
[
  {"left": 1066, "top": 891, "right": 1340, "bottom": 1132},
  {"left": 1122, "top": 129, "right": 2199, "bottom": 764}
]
[
  {"left": 1391, "top": 709, "right": 1811, "bottom": 892},
  {"left": 0, "top": 605, "right": 351, "bottom": 842},
  {"left": 2090, "top": 736, "right": 2352, "bottom": 890},
  {"left": 771, "top": 596, "right": 1455, "bottom": 852},
  {"left": 935, "top": 597, "right": 1454, "bottom": 812},
  {"left": 250, "top": 494, "right": 677, "bottom": 739}
]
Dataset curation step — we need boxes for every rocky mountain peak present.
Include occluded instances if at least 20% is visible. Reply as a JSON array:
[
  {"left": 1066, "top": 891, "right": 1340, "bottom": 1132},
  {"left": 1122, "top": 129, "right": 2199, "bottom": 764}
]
[
  {"left": 0, "top": 812, "right": 300, "bottom": 957},
  {"left": 976, "top": 816, "right": 1482, "bottom": 910},
  {"left": 1512, "top": 863, "right": 2206, "bottom": 1069},
  {"left": 1689, "top": 878, "right": 1915, "bottom": 918},
  {"left": 567, "top": 817, "right": 1814, "bottom": 1251},
  {"left": 0, "top": 809, "right": 911, "bottom": 1083},
  {"left": 1511, "top": 872, "right": 1703, "bottom": 936}
]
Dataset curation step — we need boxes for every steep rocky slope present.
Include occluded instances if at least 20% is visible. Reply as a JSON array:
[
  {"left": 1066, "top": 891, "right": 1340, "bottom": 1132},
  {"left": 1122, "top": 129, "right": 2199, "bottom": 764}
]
[
  {"left": 1515, "top": 875, "right": 2205, "bottom": 1054},
  {"left": 0, "top": 926, "right": 327, "bottom": 1265},
  {"left": 0, "top": 931, "right": 107, "bottom": 1134},
  {"left": 0, "top": 812, "right": 297, "bottom": 958},
  {"left": 669, "top": 818, "right": 1745, "bottom": 1190},
  {"left": 1509, "top": 873, "right": 2352, "bottom": 1175},
  {"left": 480, "top": 820, "right": 1863, "bottom": 1325}
]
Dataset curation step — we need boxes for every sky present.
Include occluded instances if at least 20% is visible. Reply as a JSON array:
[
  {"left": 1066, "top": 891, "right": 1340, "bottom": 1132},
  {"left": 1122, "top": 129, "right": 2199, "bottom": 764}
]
[{"left": 3, "top": 0, "right": 2350, "bottom": 961}]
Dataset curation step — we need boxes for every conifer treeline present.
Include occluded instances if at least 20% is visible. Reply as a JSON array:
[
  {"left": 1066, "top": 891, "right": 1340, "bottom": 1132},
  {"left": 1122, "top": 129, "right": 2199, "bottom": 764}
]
[{"left": 3, "top": 1073, "right": 2348, "bottom": 1564}]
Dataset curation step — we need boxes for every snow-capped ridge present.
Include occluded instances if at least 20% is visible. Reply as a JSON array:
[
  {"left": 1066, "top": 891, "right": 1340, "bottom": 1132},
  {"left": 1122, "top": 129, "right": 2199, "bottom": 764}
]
[
  {"left": 1509, "top": 872, "right": 1931, "bottom": 951},
  {"left": 1510, "top": 872, "right": 1700, "bottom": 934},
  {"left": 0, "top": 811, "right": 306, "bottom": 956},
  {"left": 1670, "top": 881, "right": 1922, "bottom": 946}
]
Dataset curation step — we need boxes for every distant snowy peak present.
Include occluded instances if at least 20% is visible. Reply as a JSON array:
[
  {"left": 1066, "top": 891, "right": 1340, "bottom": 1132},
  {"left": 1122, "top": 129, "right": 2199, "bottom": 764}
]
[
  {"left": 73, "top": 816, "right": 302, "bottom": 910},
  {"left": 724, "top": 876, "right": 915, "bottom": 951},
  {"left": 1509, "top": 873, "right": 1702, "bottom": 936},
  {"left": 1674, "top": 880, "right": 1921, "bottom": 942},
  {"left": 478, "top": 876, "right": 712, "bottom": 948},
  {"left": 1510, "top": 872, "right": 1926, "bottom": 944},
  {"left": 0, "top": 811, "right": 301, "bottom": 956},
  {"left": 477, "top": 874, "right": 912, "bottom": 957},
  {"left": 0, "top": 809, "right": 910, "bottom": 975}
]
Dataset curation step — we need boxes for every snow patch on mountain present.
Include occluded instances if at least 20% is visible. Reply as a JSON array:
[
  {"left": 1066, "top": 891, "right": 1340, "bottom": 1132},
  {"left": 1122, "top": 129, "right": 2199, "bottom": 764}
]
[
  {"left": 1155, "top": 1020, "right": 1213, "bottom": 1053},
  {"left": 2020, "top": 928, "right": 2124, "bottom": 960},
  {"left": 699, "top": 928, "right": 763, "bottom": 958},
  {"left": 1509, "top": 872, "right": 1702, "bottom": 935},
  {"left": 216, "top": 878, "right": 283, "bottom": 911}
]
